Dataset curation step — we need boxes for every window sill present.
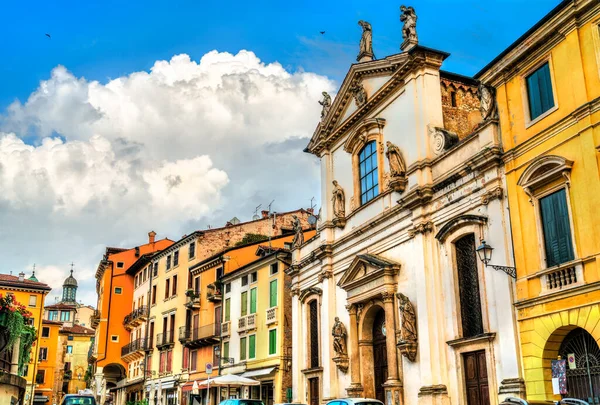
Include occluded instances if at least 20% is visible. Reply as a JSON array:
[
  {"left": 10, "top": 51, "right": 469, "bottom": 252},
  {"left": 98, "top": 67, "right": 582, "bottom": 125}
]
[
  {"left": 525, "top": 105, "right": 558, "bottom": 129},
  {"left": 446, "top": 332, "right": 496, "bottom": 348}
]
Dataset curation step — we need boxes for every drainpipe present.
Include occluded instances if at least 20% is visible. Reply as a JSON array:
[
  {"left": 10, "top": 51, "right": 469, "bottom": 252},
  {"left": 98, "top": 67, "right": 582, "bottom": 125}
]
[{"left": 143, "top": 259, "right": 154, "bottom": 399}]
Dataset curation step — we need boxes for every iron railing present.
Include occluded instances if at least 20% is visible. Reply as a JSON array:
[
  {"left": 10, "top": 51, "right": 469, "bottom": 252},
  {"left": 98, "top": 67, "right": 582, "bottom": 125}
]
[
  {"left": 121, "top": 338, "right": 148, "bottom": 357},
  {"left": 123, "top": 306, "right": 148, "bottom": 326}
]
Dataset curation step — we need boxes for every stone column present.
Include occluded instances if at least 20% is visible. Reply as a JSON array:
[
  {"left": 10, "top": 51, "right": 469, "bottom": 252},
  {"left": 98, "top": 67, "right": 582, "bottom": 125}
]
[
  {"left": 10, "top": 338, "right": 20, "bottom": 375},
  {"left": 345, "top": 304, "right": 363, "bottom": 397},
  {"left": 382, "top": 291, "right": 403, "bottom": 405}
]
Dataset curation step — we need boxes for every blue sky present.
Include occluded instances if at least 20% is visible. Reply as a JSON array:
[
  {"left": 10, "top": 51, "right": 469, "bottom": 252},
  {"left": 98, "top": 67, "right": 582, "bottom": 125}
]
[{"left": 1, "top": 0, "right": 558, "bottom": 111}]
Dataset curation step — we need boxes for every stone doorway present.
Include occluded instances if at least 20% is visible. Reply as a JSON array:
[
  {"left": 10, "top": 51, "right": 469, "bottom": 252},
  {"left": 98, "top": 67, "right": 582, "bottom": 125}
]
[
  {"left": 463, "top": 350, "right": 490, "bottom": 405},
  {"left": 373, "top": 308, "right": 388, "bottom": 403}
]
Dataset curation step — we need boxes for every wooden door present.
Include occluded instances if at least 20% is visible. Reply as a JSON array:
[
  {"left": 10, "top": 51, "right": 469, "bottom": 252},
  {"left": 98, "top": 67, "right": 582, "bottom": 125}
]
[
  {"left": 464, "top": 350, "right": 490, "bottom": 405},
  {"left": 193, "top": 314, "right": 199, "bottom": 340},
  {"left": 373, "top": 309, "right": 388, "bottom": 404},
  {"left": 309, "top": 378, "right": 319, "bottom": 405},
  {"left": 214, "top": 306, "right": 222, "bottom": 336}
]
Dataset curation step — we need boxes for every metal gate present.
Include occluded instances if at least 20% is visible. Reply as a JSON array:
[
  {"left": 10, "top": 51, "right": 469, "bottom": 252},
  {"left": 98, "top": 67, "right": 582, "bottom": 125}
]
[{"left": 559, "top": 328, "right": 600, "bottom": 404}]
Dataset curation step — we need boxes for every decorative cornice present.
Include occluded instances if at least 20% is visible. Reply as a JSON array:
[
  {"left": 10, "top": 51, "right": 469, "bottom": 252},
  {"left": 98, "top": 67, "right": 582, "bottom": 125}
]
[
  {"left": 299, "top": 287, "right": 323, "bottom": 303},
  {"left": 343, "top": 118, "right": 387, "bottom": 153},
  {"left": 381, "top": 290, "right": 395, "bottom": 303},
  {"left": 317, "top": 270, "right": 333, "bottom": 283},
  {"left": 435, "top": 215, "right": 488, "bottom": 242},
  {"left": 480, "top": 186, "right": 503, "bottom": 205},
  {"left": 418, "top": 384, "right": 448, "bottom": 397},
  {"left": 407, "top": 221, "right": 434, "bottom": 239}
]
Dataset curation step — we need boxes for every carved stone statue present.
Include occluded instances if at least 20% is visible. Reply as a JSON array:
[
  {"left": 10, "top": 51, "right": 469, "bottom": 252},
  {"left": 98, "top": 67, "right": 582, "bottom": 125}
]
[
  {"left": 386, "top": 141, "right": 406, "bottom": 177},
  {"left": 350, "top": 82, "right": 367, "bottom": 107},
  {"left": 332, "top": 317, "right": 347, "bottom": 356},
  {"left": 332, "top": 180, "right": 345, "bottom": 219},
  {"left": 478, "top": 83, "right": 498, "bottom": 121},
  {"left": 357, "top": 20, "right": 374, "bottom": 62},
  {"left": 397, "top": 292, "right": 418, "bottom": 362},
  {"left": 400, "top": 5, "right": 418, "bottom": 47},
  {"left": 291, "top": 215, "right": 304, "bottom": 248},
  {"left": 319, "top": 91, "right": 332, "bottom": 122}
]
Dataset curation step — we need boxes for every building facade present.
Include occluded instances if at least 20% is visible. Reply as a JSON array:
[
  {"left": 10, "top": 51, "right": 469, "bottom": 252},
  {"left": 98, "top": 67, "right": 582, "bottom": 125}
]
[
  {"left": 290, "top": 18, "right": 524, "bottom": 405},
  {"left": 476, "top": 0, "right": 600, "bottom": 401}
]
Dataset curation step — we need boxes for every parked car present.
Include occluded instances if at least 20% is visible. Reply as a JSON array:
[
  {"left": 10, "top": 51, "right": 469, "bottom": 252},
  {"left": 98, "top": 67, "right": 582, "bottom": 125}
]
[
  {"left": 60, "top": 394, "right": 97, "bottom": 405},
  {"left": 219, "top": 400, "right": 265, "bottom": 405},
  {"left": 275, "top": 403, "right": 308, "bottom": 405},
  {"left": 326, "top": 398, "right": 384, "bottom": 405},
  {"left": 500, "top": 397, "right": 589, "bottom": 405}
]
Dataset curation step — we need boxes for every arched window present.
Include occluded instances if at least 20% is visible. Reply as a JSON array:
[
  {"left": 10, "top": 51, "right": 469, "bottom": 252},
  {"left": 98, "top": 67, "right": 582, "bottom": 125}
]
[
  {"left": 455, "top": 234, "right": 483, "bottom": 337},
  {"left": 359, "top": 141, "right": 379, "bottom": 205}
]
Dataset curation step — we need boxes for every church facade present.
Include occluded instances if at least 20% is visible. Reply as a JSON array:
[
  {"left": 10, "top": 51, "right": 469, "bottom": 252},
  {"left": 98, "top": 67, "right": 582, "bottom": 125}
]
[{"left": 289, "top": 10, "right": 524, "bottom": 405}]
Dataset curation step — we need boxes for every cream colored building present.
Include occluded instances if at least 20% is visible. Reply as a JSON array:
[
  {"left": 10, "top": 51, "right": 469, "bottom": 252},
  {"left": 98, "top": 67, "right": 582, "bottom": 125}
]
[{"left": 290, "top": 28, "right": 522, "bottom": 405}]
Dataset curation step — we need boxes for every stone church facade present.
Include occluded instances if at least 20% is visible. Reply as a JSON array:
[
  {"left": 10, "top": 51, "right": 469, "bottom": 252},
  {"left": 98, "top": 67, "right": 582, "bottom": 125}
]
[{"left": 288, "top": 26, "right": 525, "bottom": 405}]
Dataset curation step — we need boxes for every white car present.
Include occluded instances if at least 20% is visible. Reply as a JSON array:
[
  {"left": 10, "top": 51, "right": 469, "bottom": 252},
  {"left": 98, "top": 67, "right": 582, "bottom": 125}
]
[{"left": 326, "top": 399, "right": 384, "bottom": 405}]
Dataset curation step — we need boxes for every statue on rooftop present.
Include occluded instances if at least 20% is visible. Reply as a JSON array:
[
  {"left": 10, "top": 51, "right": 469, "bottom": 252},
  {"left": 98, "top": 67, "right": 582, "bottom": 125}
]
[
  {"left": 478, "top": 83, "right": 498, "bottom": 121},
  {"left": 319, "top": 91, "right": 332, "bottom": 122},
  {"left": 291, "top": 215, "right": 304, "bottom": 248},
  {"left": 400, "top": 5, "right": 418, "bottom": 45},
  {"left": 357, "top": 20, "right": 374, "bottom": 62}
]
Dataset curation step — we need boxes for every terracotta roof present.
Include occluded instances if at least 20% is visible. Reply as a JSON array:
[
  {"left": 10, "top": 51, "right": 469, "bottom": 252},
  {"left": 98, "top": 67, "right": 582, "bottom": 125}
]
[
  {"left": 60, "top": 324, "right": 94, "bottom": 335},
  {"left": 45, "top": 302, "right": 78, "bottom": 310},
  {"left": 43, "top": 319, "right": 64, "bottom": 326},
  {"left": 0, "top": 274, "right": 51, "bottom": 291}
]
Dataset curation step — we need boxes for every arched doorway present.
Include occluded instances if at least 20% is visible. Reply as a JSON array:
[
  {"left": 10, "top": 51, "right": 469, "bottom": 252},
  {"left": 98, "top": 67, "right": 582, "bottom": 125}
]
[
  {"left": 373, "top": 308, "right": 388, "bottom": 403},
  {"left": 558, "top": 328, "right": 600, "bottom": 401}
]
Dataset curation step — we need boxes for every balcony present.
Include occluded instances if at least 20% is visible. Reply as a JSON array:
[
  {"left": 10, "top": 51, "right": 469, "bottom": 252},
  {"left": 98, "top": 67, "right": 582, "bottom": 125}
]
[
  {"left": 182, "top": 323, "right": 221, "bottom": 348},
  {"left": 206, "top": 283, "right": 222, "bottom": 302},
  {"left": 178, "top": 326, "right": 191, "bottom": 343},
  {"left": 221, "top": 321, "right": 231, "bottom": 337},
  {"left": 90, "top": 310, "right": 100, "bottom": 329},
  {"left": 266, "top": 307, "right": 278, "bottom": 325},
  {"left": 238, "top": 314, "right": 256, "bottom": 333},
  {"left": 156, "top": 332, "right": 175, "bottom": 349},
  {"left": 123, "top": 306, "right": 148, "bottom": 330},
  {"left": 121, "top": 338, "right": 148, "bottom": 362},
  {"left": 185, "top": 290, "right": 201, "bottom": 309}
]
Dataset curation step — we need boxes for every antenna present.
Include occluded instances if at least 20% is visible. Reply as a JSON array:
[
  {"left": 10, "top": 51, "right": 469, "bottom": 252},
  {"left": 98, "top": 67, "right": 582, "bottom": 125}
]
[
  {"left": 310, "top": 197, "right": 316, "bottom": 212},
  {"left": 267, "top": 200, "right": 275, "bottom": 248},
  {"left": 308, "top": 197, "right": 318, "bottom": 228},
  {"left": 252, "top": 204, "right": 262, "bottom": 221}
]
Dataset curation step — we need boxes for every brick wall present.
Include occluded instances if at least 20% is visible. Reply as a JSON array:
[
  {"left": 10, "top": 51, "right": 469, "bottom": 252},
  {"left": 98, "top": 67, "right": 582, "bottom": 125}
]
[{"left": 440, "top": 78, "right": 482, "bottom": 139}]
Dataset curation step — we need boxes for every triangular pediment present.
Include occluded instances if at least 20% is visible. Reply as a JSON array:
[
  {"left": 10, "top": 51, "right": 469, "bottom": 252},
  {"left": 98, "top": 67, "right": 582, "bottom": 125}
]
[{"left": 338, "top": 254, "right": 400, "bottom": 292}]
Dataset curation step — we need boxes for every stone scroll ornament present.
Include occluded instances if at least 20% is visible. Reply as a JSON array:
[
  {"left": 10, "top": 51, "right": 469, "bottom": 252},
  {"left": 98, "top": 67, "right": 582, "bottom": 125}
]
[
  {"left": 397, "top": 292, "right": 418, "bottom": 362},
  {"left": 291, "top": 215, "right": 304, "bottom": 248},
  {"left": 319, "top": 91, "right": 332, "bottom": 122},
  {"left": 385, "top": 141, "right": 408, "bottom": 192},
  {"left": 332, "top": 316, "right": 349, "bottom": 373},
  {"left": 332, "top": 180, "right": 346, "bottom": 228}
]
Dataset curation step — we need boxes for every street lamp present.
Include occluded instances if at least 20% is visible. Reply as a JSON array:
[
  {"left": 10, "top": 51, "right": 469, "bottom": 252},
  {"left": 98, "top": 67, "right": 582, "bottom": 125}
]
[{"left": 475, "top": 240, "right": 517, "bottom": 279}]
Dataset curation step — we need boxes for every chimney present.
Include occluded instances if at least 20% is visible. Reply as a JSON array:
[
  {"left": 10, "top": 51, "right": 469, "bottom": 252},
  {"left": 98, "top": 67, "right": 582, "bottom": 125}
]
[
  {"left": 261, "top": 210, "right": 269, "bottom": 219},
  {"left": 18, "top": 272, "right": 25, "bottom": 282},
  {"left": 148, "top": 231, "right": 156, "bottom": 244},
  {"left": 135, "top": 247, "right": 140, "bottom": 257}
]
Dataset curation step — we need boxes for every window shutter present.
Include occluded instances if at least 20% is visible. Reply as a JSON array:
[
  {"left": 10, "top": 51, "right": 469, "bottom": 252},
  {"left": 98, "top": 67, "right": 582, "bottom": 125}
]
[
  {"left": 250, "top": 288, "right": 257, "bottom": 314},
  {"left": 225, "top": 299, "right": 231, "bottom": 322},
  {"left": 538, "top": 63, "right": 554, "bottom": 113},
  {"left": 269, "top": 329, "right": 277, "bottom": 354},
  {"left": 270, "top": 281, "right": 277, "bottom": 308},
  {"left": 249, "top": 335, "right": 256, "bottom": 358},
  {"left": 240, "top": 337, "right": 247, "bottom": 360},
  {"left": 241, "top": 291, "right": 248, "bottom": 316},
  {"left": 527, "top": 70, "right": 542, "bottom": 119},
  {"left": 540, "top": 189, "right": 574, "bottom": 267}
]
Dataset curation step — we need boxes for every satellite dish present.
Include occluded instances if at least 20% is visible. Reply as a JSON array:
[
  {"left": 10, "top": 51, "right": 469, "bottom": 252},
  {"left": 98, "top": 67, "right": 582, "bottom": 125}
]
[{"left": 307, "top": 215, "right": 318, "bottom": 225}]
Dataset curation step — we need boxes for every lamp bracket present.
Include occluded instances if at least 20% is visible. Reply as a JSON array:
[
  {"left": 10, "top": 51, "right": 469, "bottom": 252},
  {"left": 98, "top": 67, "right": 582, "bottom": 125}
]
[{"left": 488, "top": 264, "right": 517, "bottom": 279}]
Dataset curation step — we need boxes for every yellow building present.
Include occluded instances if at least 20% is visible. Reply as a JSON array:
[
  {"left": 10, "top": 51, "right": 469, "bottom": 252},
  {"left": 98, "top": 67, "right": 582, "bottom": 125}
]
[
  {"left": 219, "top": 246, "right": 296, "bottom": 405},
  {"left": 39, "top": 320, "right": 63, "bottom": 405},
  {"left": 476, "top": 0, "right": 600, "bottom": 401},
  {"left": 59, "top": 324, "right": 96, "bottom": 397},
  {"left": 0, "top": 272, "right": 51, "bottom": 405}
]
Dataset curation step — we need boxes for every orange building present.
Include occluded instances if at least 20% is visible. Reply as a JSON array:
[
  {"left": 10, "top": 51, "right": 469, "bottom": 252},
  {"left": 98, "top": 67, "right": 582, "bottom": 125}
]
[
  {"left": 180, "top": 230, "right": 315, "bottom": 405},
  {"left": 37, "top": 320, "right": 63, "bottom": 405},
  {"left": 91, "top": 231, "right": 174, "bottom": 403}
]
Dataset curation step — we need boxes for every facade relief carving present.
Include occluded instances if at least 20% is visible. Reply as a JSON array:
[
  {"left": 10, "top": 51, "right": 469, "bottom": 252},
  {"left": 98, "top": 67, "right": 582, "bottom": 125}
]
[
  {"left": 400, "top": 5, "right": 418, "bottom": 50},
  {"left": 332, "top": 180, "right": 347, "bottom": 228},
  {"left": 397, "top": 292, "right": 418, "bottom": 362},
  {"left": 385, "top": 141, "right": 408, "bottom": 192},
  {"left": 319, "top": 91, "right": 332, "bottom": 122},
  {"left": 480, "top": 186, "right": 503, "bottom": 205},
  {"left": 332, "top": 317, "right": 349, "bottom": 373},
  {"left": 357, "top": 20, "right": 374, "bottom": 62},
  {"left": 478, "top": 83, "right": 499, "bottom": 122},
  {"left": 408, "top": 221, "right": 434, "bottom": 238},
  {"left": 350, "top": 82, "right": 368, "bottom": 108},
  {"left": 429, "top": 126, "right": 458, "bottom": 155}
]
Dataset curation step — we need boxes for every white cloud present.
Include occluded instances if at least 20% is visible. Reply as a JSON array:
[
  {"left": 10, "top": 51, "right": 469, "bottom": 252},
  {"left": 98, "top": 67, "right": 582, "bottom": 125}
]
[{"left": 0, "top": 50, "right": 336, "bottom": 305}]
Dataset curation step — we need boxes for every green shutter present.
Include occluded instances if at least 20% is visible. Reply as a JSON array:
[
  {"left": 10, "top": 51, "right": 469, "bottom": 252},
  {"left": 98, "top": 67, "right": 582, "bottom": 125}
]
[
  {"left": 240, "top": 337, "right": 247, "bottom": 361},
  {"left": 250, "top": 288, "right": 257, "bottom": 314},
  {"left": 223, "top": 342, "right": 229, "bottom": 359},
  {"left": 225, "top": 299, "right": 231, "bottom": 322},
  {"left": 241, "top": 291, "right": 248, "bottom": 316},
  {"left": 540, "top": 189, "right": 574, "bottom": 267},
  {"left": 249, "top": 335, "right": 256, "bottom": 359},
  {"left": 269, "top": 329, "right": 276, "bottom": 355},
  {"left": 527, "top": 69, "right": 542, "bottom": 119},
  {"left": 527, "top": 63, "right": 555, "bottom": 120},
  {"left": 269, "top": 280, "right": 277, "bottom": 308}
]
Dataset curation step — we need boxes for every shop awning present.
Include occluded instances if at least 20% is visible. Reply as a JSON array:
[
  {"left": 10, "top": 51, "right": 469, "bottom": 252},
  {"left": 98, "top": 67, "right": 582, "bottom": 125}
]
[{"left": 241, "top": 367, "right": 276, "bottom": 379}]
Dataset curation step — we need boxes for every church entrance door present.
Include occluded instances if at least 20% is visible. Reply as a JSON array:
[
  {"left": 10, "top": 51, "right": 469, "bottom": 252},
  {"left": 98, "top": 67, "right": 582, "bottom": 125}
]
[{"left": 373, "top": 308, "right": 388, "bottom": 403}]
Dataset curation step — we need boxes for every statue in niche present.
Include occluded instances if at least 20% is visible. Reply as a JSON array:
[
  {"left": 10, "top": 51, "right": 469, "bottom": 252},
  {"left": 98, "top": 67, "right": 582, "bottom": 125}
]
[
  {"left": 478, "top": 83, "right": 498, "bottom": 121},
  {"left": 332, "top": 180, "right": 345, "bottom": 219},
  {"left": 385, "top": 141, "right": 406, "bottom": 177},
  {"left": 400, "top": 5, "right": 418, "bottom": 43},
  {"left": 319, "top": 91, "right": 332, "bottom": 122},
  {"left": 357, "top": 20, "right": 374, "bottom": 61},
  {"left": 350, "top": 82, "right": 367, "bottom": 107},
  {"left": 397, "top": 292, "right": 418, "bottom": 362},
  {"left": 291, "top": 215, "right": 304, "bottom": 248},
  {"left": 332, "top": 317, "right": 348, "bottom": 356}
]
